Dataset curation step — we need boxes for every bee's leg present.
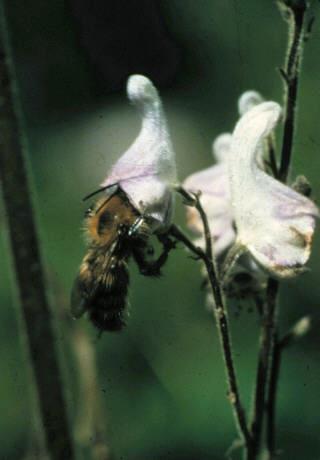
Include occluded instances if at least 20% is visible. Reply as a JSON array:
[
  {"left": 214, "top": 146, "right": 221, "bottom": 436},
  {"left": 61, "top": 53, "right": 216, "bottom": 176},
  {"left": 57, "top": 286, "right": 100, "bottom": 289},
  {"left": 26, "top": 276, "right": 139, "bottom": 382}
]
[{"left": 132, "top": 235, "right": 176, "bottom": 277}]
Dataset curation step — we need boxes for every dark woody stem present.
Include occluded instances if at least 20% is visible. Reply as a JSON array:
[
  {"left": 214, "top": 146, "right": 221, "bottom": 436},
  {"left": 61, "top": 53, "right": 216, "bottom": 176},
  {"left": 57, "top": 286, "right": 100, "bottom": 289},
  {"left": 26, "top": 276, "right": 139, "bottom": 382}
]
[
  {"left": 266, "top": 315, "right": 311, "bottom": 460},
  {"left": 266, "top": 330, "right": 282, "bottom": 458},
  {"left": 264, "top": 3, "right": 308, "bottom": 459},
  {"left": 278, "top": 1, "right": 306, "bottom": 182},
  {"left": 249, "top": 279, "right": 279, "bottom": 459},
  {"left": 172, "top": 187, "right": 252, "bottom": 453},
  {"left": 0, "top": 5, "right": 75, "bottom": 459}
]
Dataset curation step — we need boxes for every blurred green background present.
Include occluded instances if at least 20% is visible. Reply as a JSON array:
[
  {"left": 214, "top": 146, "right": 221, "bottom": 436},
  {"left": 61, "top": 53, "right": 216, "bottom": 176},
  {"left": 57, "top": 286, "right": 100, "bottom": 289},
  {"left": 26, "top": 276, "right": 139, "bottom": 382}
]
[{"left": 1, "top": 1, "right": 320, "bottom": 459}]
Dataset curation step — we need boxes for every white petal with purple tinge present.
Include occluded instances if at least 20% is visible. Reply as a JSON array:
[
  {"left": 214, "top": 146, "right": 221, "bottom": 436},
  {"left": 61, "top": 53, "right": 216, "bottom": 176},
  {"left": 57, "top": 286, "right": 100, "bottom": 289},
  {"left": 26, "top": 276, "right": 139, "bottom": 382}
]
[
  {"left": 229, "top": 102, "right": 319, "bottom": 278},
  {"left": 183, "top": 133, "right": 235, "bottom": 256},
  {"left": 101, "top": 74, "right": 176, "bottom": 232}
]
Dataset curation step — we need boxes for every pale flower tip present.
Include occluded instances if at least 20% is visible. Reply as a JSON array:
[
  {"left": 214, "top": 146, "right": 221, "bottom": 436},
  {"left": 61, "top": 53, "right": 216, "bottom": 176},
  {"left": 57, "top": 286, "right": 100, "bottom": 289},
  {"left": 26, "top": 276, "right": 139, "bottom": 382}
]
[
  {"left": 235, "top": 101, "right": 282, "bottom": 144},
  {"left": 238, "top": 90, "right": 264, "bottom": 116},
  {"left": 292, "top": 316, "right": 311, "bottom": 339},
  {"left": 212, "top": 133, "right": 232, "bottom": 163},
  {"left": 127, "top": 74, "right": 159, "bottom": 105},
  {"left": 230, "top": 97, "right": 318, "bottom": 279}
]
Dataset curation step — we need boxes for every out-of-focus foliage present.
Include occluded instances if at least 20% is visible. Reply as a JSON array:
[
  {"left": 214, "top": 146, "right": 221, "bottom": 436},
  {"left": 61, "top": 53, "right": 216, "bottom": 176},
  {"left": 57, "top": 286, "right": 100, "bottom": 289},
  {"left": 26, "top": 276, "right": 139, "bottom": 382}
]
[{"left": 1, "top": 1, "right": 320, "bottom": 459}]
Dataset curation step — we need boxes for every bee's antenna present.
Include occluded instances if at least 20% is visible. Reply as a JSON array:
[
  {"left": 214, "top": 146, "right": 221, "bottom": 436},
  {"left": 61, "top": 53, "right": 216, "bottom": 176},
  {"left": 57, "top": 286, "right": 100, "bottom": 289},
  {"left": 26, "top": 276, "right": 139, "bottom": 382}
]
[
  {"left": 82, "top": 183, "right": 118, "bottom": 201},
  {"left": 94, "top": 193, "right": 115, "bottom": 215}
]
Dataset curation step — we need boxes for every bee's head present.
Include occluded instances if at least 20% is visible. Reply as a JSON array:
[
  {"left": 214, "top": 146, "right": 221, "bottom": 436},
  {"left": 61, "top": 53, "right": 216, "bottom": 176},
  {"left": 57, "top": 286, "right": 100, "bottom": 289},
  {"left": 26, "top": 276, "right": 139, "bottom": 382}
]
[{"left": 84, "top": 191, "right": 150, "bottom": 246}]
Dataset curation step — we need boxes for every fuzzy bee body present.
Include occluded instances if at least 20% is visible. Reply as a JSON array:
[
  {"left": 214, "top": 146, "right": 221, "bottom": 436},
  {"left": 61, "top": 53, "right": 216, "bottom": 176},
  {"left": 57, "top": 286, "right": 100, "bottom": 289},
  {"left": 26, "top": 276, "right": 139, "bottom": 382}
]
[
  {"left": 71, "top": 189, "right": 150, "bottom": 332},
  {"left": 72, "top": 187, "right": 175, "bottom": 332},
  {"left": 72, "top": 245, "right": 130, "bottom": 331}
]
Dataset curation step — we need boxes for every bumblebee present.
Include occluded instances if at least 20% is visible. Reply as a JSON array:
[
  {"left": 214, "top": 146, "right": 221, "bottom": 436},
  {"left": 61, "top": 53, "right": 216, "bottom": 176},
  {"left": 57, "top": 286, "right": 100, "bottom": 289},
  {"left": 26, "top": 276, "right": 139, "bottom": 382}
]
[{"left": 71, "top": 187, "right": 174, "bottom": 332}]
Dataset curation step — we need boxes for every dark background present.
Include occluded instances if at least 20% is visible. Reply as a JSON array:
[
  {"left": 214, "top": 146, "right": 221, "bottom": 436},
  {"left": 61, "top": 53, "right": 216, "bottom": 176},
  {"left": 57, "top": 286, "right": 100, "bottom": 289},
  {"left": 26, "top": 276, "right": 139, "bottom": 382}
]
[{"left": 1, "top": 1, "right": 320, "bottom": 459}]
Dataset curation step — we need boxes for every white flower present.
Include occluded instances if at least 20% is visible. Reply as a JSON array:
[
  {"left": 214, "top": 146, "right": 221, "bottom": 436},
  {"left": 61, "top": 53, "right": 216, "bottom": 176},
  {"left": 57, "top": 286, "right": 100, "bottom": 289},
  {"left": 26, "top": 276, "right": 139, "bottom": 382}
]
[
  {"left": 101, "top": 74, "right": 176, "bottom": 233},
  {"left": 229, "top": 102, "right": 319, "bottom": 278},
  {"left": 183, "top": 90, "right": 264, "bottom": 256},
  {"left": 183, "top": 133, "right": 235, "bottom": 255},
  {"left": 238, "top": 90, "right": 264, "bottom": 116}
]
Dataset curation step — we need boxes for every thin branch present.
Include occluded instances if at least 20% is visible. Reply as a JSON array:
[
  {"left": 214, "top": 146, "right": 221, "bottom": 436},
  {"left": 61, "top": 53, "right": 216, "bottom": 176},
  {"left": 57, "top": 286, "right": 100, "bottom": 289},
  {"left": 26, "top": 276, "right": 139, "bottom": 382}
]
[
  {"left": 266, "top": 314, "right": 311, "bottom": 459},
  {"left": 249, "top": 279, "right": 279, "bottom": 459},
  {"left": 173, "top": 187, "right": 252, "bottom": 451},
  {"left": 265, "top": 3, "right": 309, "bottom": 457},
  {"left": 265, "top": 331, "right": 281, "bottom": 460},
  {"left": 0, "top": 5, "right": 75, "bottom": 459},
  {"left": 220, "top": 242, "right": 246, "bottom": 286},
  {"left": 278, "top": 1, "right": 307, "bottom": 181},
  {"left": 169, "top": 224, "right": 205, "bottom": 260}
]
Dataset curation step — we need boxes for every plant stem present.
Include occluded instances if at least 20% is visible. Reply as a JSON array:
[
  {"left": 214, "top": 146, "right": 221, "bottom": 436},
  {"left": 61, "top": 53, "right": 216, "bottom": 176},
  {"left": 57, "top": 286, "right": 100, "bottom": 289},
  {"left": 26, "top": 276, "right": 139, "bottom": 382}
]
[
  {"left": 265, "top": 2, "right": 307, "bottom": 457},
  {"left": 72, "top": 325, "right": 111, "bottom": 460},
  {"left": 266, "top": 333, "right": 281, "bottom": 459},
  {"left": 53, "top": 275, "right": 111, "bottom": 460},
  {"left": 278, "top": 1, "right": 306, "bottom": 182},
  {"left": 249, "top": 279, "right": 278, "bottom": 459},
  {"left": 265, "top": 315, "right": 311, "bottom": 460},
  {"left": 0, "top": 5, "right": 75, "bottom": 459},
  {"left": 220, "top": 243, "right": 246, "bottom": 285},
  {"left": 172, "top": 188, "right": 251, "bottom": 452}
]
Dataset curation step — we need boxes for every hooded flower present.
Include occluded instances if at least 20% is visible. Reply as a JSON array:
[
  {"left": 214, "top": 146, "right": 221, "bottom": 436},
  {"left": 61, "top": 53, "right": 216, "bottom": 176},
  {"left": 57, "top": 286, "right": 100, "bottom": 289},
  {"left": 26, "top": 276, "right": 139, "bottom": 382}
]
[
  {"left": 183, "top": 90, "right": 264, "bottom": 256},
  {"left": 238, "top": 90, "right": 264, "bottom": 116},
  {"left": 101, "top": 74, "right": 176, "bottom": 233},
  {"left": 229, "top": 102, "right": 319, "bottom": 278}
]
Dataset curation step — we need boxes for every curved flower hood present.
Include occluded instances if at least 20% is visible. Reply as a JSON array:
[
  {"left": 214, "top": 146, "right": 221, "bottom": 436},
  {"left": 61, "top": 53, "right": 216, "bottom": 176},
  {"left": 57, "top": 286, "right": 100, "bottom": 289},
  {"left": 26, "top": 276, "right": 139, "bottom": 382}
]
[
  {"left": 238, "top": 90, "right": 264, "bottom": 116},
  {"left": 101, "top": 74, "right": 177, "bottom": 233},
  {"left": 229, "top": 102, "right": 319, "bottom": 278},
  {"left": 183, "top": 90, "right": 264, "bottom": 256}
]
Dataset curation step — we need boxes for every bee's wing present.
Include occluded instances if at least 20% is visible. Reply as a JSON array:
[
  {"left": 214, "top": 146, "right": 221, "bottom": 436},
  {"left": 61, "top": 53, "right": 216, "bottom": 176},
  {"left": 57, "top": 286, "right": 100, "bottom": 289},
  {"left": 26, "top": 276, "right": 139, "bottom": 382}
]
[{"left": 70, "top": 238, "right": 119, "bottom": 319}]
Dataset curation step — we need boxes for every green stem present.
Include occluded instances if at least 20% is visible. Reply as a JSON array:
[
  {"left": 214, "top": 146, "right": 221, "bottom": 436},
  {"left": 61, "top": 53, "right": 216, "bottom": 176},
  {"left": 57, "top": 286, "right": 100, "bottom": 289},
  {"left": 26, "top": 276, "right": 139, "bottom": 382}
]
[{"left": 0, "top": 5, "right": 75, "bottom": 459}]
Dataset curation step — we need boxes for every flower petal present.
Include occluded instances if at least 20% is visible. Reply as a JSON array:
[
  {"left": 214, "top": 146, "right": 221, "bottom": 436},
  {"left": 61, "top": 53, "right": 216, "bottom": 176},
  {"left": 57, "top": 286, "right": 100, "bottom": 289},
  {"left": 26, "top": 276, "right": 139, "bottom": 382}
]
[
  {"left": 229, "top": 102, "right": 319, "bottom": 278},
  {"left": 183, "top": 133, "right": 235, "bottom": 256},
  {"left": 101, "top": 74, "right": 176, "bottom": 232},
  {"left": 212, "top": 133, "right": 232, "bottom": 163},
  {"left": 238, "top": 90, "right": 264, "bottom": 116},
  {"left": 183, "top": 91, "right": 267, "bottom": 258}
]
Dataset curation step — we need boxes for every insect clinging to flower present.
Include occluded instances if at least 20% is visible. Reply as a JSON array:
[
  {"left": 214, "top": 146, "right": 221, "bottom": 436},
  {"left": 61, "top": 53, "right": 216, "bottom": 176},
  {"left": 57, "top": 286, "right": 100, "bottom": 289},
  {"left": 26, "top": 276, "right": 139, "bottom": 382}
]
[{"left": 71, "top": 75, "right": 177, "bottom": 332}]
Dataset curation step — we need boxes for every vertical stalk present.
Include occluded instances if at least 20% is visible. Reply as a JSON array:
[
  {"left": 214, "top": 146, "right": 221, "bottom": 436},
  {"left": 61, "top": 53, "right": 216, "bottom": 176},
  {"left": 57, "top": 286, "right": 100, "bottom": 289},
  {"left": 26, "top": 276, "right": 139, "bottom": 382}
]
[
  {"left": 266, "top": 336, "right": 282, "bottom": 457},
  {"left": 278, "top": 1, "right": 306, "bottom": 182},
  {"left": 72, "top": 324, "right": 110, "bottom": 460},
  {"left": 266, "top": 315, "right": 311, "bottom": 457},
  {"left": 0, "top": 4, "right": 75, "bottom": 459},
  {"left": 171, "top": 188, "right": 252, "bottom": 456},
  {"left": 195, "top": 201, "right": 252, "bottom": 451},
  {"left": 265, "top": 2, "right": 307, "bottom": 458},
  {"left": 249, "top": 279, "right": 278, "bottom": 459}
]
